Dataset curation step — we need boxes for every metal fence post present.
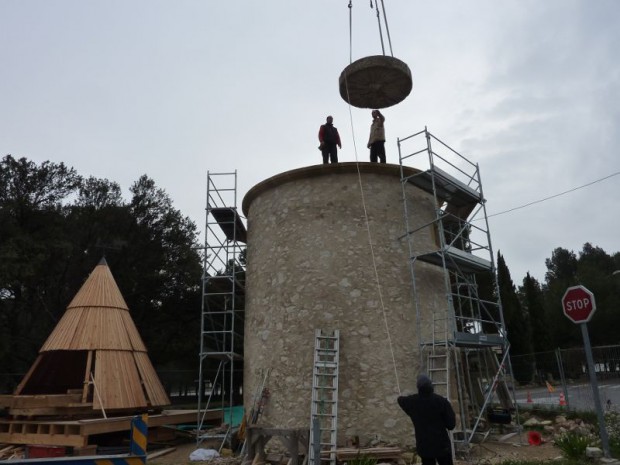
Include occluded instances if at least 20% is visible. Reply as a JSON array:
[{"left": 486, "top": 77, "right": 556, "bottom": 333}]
[{"left": 555, "top": 348, "right": 569, "bottom": 410}]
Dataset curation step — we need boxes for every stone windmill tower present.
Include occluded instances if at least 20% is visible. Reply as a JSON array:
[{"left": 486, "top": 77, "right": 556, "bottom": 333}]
[{"left": 5, "top": 258, "right": 170, "bottom": 417}]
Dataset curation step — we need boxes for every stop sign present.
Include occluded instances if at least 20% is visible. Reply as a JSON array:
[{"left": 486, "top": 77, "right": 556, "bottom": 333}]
[{"left": 562, "top": 285, "right": 597, "bottom": 324}]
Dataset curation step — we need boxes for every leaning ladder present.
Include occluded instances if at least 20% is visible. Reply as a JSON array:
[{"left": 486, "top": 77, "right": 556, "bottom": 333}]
[
  {"left": 427, "top": 311, "right": 451, "bottom": 400},
  {"left": 427, "top": 307, "right": 459, "bottom": 456},
  {"left": 309, "top": 329, "right": 340, "bottom": 465}
]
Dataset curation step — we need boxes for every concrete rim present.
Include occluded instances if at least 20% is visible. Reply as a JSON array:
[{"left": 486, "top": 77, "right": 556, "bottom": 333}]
[{"left": 242, "top": 162, "right": 420, "bottom": 216}]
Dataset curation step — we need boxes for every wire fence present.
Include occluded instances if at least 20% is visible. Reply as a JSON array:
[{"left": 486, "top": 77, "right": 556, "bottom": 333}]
[
  {"left": 4, "top": 345, "right": 620, "bottom": 413},
  {"left": 511, "top": 344, "right": 620, "bottom": 413}
]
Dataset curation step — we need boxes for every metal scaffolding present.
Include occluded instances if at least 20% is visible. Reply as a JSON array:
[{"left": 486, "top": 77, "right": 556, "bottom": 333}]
[
  {"left": 197, "top": 171, "right": 246, "bottom": 446},
  {"left": 398, "top": 128, "right": 518, "bottom": 450}
]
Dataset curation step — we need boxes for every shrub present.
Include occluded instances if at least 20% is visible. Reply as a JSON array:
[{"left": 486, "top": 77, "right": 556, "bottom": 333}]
[
  {"left": 605, "top": 410, "right": 620, "bottom": 458},
  {"left": 605, "top": 410, "right": 620, "bottom": 437},
  {"left": 610, "top": 438, "right": 620, "bottom": 460},
  {"left": 554, "top": 431, "right": 594, "bottom": 460}
]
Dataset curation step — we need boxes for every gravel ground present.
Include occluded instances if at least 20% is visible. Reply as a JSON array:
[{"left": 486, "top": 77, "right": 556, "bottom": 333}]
[{"left": 148, "top": 432, "right": 567, "bottom": 465}]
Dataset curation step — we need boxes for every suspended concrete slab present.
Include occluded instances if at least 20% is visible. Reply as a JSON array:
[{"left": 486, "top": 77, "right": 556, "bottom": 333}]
[{"left": 339, "top": 55, "right": 412, "bottom": 109}]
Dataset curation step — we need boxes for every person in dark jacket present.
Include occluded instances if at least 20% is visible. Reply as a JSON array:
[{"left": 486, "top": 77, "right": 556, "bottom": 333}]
[
  {"left": 318, "top": 115, "right": 342, "bottom": 164},
  {"left": 397, "top": 374, "right": 456, "bottom": 465}
]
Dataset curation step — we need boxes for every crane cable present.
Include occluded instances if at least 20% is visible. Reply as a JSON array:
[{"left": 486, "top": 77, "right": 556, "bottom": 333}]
[
  {"left": 380, "top": 0, "right": 394, "bottom": 57},
  {"left": 372, "top": 1, "right": 386, "bottom": 55},
  {"left": 348, "top": 1, "right": 353, "bottom": 63},
  {"left": 345, "top": 1, "right": 402, "bottom": 395},
  {"left": 367, "top": 0, "right": 394, "bottom": 56}
]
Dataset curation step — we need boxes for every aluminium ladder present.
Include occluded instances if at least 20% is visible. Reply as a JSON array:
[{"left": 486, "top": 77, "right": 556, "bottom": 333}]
[
  {"left": 309, "top": 329, "right": 340, "bottom": 465},
  {"left": 427, "top": 311, "right": 457, "bottom": 457},
  {"left": 427, "top": 294, "right": 453, "bottom": 399}
]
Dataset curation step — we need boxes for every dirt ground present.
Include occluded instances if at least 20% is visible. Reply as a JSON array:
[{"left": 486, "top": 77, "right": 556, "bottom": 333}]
[
  {"left": 458, "top": 433, "right": 563, "bottom": 464},
  {"left": 149, "top": 442, "right": 239, "bottom": 465},
  {"left": 148, "top": 432, "right": 564, "bottom": 465}
]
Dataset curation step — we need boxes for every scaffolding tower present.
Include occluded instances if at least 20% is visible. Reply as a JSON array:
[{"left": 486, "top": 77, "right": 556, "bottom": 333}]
[
  {"left": 197, "top": 171, "right": 247, "bottom": 445},
  {"left": 398, "top": 128, "right": 517, "bottom": 449}
]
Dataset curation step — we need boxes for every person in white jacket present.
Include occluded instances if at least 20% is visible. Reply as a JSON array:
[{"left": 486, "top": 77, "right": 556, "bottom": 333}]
[{"left": 367, "top": 110, "right": 386, "bottom": 163}]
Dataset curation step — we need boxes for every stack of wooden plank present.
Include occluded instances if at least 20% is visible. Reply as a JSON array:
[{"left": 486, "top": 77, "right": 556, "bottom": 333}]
[
  {"left": 323, "top": 446, "right": 402, "bottom": 462},
  {"left": 0, "top": 444, "right": 25, "bottom": 460}
]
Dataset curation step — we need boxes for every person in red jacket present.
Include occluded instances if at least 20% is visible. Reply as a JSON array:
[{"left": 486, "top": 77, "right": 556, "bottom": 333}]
[
  {"left": 318, "top": 115, "right": 342, "bottom": 164},
  {"left": 397, "top": 374, "right": 456, "bottom": 465}
]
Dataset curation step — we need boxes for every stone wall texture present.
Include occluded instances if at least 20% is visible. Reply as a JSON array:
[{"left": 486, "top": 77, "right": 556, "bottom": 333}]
[{"left": 242, "top": 163, "right": 446, "bottom": 447}]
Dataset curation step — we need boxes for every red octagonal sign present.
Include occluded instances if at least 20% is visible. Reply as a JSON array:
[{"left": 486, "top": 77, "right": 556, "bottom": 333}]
[{"left": 562, "top": 285, "right": 597, "bottom": 324}]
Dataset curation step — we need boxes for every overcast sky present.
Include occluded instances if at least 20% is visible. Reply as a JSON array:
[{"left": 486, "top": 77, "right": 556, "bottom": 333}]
[{"left": 2, "top": 0, "right": 619, "bottom": 284}]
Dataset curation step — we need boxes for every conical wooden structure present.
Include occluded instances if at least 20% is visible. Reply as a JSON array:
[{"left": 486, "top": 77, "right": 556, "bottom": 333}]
[{"left": 11, "top": 258, "right": 170, "bottom": 416}]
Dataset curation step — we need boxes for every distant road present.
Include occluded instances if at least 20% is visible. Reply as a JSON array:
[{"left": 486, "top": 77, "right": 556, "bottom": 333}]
[{"left": 514, "top": 379, "right": 620, "bottom": 412}]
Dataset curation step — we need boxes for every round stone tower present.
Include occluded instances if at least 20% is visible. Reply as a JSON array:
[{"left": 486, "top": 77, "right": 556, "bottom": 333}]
[{"left": 242, "top": 162, "right": 445, "bottom": 446}]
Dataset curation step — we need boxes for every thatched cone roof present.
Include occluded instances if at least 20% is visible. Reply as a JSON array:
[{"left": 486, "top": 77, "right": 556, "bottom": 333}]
[{"left": 14, "top": 258, "right": 170, "bottom": 412}]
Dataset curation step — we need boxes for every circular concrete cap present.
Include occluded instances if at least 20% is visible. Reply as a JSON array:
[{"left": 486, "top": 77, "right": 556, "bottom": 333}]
[
  {"left": 339, "top": 55, "right": 412, "bottom": 109},
  {"left": 242, "top": 162, "right": 420, "bottom": 217}
]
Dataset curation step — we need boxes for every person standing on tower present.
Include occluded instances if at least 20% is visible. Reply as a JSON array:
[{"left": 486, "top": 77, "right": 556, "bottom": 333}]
[
  {"left": 318, "top": 115, "right": 342, "bottom": 164},
  {"left": 367, "top": 109, "right": 386, "bottom": 163},
  {"left": 397, "top": 374, "right": 456, "bottom": 465}
]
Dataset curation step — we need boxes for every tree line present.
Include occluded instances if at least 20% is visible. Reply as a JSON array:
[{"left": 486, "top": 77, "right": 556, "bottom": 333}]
[
  {"left": 0, "top": 155, "right": 203, "bottom": 384},
  {"left": 2, "top": 155, "right": 619, "bottom": 388},
  {"left": 497, "top": 246, "right": 620, "bottom": 384}
]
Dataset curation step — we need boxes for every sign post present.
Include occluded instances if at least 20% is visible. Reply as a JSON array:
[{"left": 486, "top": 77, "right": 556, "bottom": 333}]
[{"left": 561, "top": 285, "right": 610, "bottom": 458}]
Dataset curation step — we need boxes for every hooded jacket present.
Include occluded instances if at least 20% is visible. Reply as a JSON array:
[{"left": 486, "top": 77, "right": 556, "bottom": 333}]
[{"left": 397, "top": 375, "right": 456, "bottom": 458}]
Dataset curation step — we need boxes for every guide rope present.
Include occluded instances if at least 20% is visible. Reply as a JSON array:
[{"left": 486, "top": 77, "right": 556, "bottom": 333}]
[{"left": 342, "top": 2, "right": 402, "bottom": 393}]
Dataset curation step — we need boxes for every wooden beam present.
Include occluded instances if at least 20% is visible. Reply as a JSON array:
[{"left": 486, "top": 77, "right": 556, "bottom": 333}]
[
  {"left": 9, "top": 394, "right": 82, "bottom": 409},
  {"left": 331, "top": 447, "right": 402, "bottom": 461},
  {"left": 0, "top": 410, "right": 217, "bottom": 448},
  {"left": 14, "top": 354, "right": 42, "bottom": 395},
  {"left": 9, "top": 406, "right": 94, "bottom": 417},
  {"left": 82, "top": 351, "right": 93, "bottom": 403},
  {"left": 0, "top": 431, "right": 87, "bottom": 447},
  {"left": 147, "top": 447, "right": 176, "bottom": 460}
]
